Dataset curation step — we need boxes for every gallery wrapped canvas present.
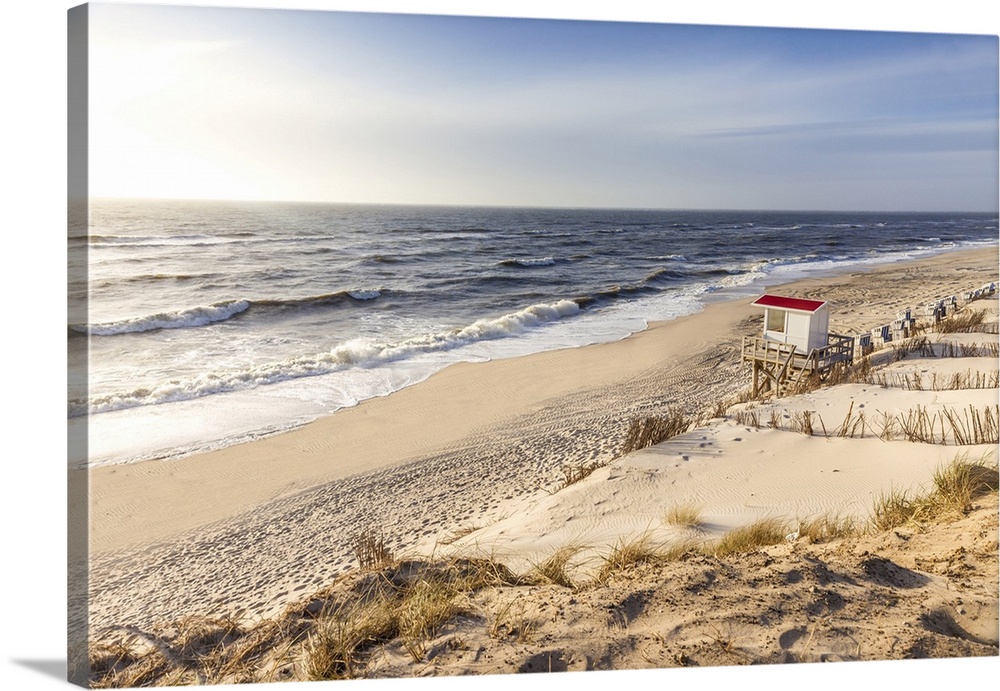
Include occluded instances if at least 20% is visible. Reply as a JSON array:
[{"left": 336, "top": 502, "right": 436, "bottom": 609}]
[{"left": 67, "top": 2, "right": 999, "bottom": 688}]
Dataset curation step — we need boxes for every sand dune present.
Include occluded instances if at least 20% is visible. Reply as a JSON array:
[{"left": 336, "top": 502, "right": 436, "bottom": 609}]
[{"left": 440, "top": 329, "right": 998, "bottom": 579}]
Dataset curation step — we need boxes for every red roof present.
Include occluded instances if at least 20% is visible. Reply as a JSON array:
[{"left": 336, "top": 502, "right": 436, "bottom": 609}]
[{"left": 751, "top": 294, "right": 827, "bottom": 313}]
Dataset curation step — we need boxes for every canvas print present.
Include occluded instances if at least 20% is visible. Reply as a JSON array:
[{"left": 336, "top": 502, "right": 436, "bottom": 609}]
[{"left": 68, "top": 2, "right": 1000, "bottom": 687}]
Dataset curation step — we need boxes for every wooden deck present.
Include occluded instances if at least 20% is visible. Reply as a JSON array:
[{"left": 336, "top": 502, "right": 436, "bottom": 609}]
[{"left": 741, "top": 333, "right": 854, "bottom": 398}]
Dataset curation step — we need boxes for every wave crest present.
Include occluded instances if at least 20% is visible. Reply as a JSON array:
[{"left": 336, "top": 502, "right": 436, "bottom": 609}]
[
  {"left": 72, "top": 300, "right": 251, "bottom": 336},
  {"left": 73, "top": 289, "right": 388, "bottom": 336},
  {"left": 499, "top": 257, "right": 556, "bottom": 267},
  {"left": 72, "top": 298, "right": 582, "bottom": 416}
]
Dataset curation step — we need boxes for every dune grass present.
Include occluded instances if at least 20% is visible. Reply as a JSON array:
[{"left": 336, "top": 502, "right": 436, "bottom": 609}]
[
  {"left": 529, "top": 545, "right": 581, "bottom": 588},
  {"left": 87, "top": 614, "right": 294, "bottom": 688},
  {"left": 935, "top": 308, "right": 987, "bottom": 333},
  {"left": 709, "top": 518, "right": 788, "bottom": 557},
  {"left": 664, "top": 503, "right": 704, "bottom": 529},
  {"left": 796, "top": 514, "right": 858, "bottom": 544},
  {"left": 870, "top": 456, "right": 999, "bottom": 531},
  {"left": 927, "top": 455, "right": 999, "bottom": 517},
  {"left": 304, "top": 556, "right": 525, "bottom": 678},
  {"left": 595, "top": 533, "right": 664, "bottom": 583},
  {"left": 870, "top": 488, "right": 920, "bottom": 532},
  {"left": 305, "top": 597, "right": 400, "bottom": 680},
  {"left": 558, "top": 461, "right": 604, "bottom": 490},
  {"left": 89, "top": 641, "right": 171, "bottom": 689},
  {"left": 620, "top": 409, "right": 692, "bottom": 455},
  {"left": 396, "top": 578, "right": 466, "bottom": 662},
  {"left": 352, "top": 527, "right": 393, "bottom": 571}
]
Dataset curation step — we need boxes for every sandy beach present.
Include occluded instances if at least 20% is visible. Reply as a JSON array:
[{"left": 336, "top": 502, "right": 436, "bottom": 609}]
[{"left": 76, "top": 246, "right": 999, "bottom": 681}]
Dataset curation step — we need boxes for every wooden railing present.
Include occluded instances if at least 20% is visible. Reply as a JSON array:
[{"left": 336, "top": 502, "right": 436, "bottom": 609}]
[
  {"left": 741, "top": 333, "right": 854, "bottom": 371},
  {"left": 813, "top": 332, "right": 855, "bottom": 369},
  {"left": 741, "top": 333, "right": 854, "bottom": 398}
]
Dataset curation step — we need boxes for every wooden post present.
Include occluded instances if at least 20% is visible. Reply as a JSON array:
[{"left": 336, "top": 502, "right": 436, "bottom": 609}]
[{"left": 743, "top": 334, "right": 853, "bottom": 400}]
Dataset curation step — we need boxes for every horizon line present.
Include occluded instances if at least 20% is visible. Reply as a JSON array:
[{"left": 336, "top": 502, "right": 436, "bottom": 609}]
[{"left": 83, "top": 196, "right": 1000, "bottom": 216}]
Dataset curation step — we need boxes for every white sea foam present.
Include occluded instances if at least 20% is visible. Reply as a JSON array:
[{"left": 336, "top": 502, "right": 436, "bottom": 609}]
[
  {"left": 501, "top": 257, "right": 556, "bottom": 267},
  {"left": 74, "top": 300, "right": 251, "bottom": 336},
  {"left": 72, "top": 298, "right": 582, "bottom": 417}
]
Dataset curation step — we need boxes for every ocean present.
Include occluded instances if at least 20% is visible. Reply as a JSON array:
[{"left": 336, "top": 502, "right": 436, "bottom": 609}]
[{"left": 68, "top": 200, "right": 998, "bottom": 467}]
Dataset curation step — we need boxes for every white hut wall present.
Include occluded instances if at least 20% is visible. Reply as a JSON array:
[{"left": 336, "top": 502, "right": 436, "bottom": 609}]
[
  {"left": 808, "top": 306, "right": 830, "bottom": 351},
  {"left": 785, "top": 311, "right": 813, "bottom": 353}
]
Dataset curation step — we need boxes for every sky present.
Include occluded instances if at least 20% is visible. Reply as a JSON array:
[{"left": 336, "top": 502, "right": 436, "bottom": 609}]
[{"left": 81, "top": 2, "right": 999, "bottom": 211}]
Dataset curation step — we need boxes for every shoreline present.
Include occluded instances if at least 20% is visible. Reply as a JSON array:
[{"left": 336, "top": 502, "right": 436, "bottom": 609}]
[
  {"left": 75, "top": 240, "right": 997, "bottom": 470},
  {"left": 77, "top": 243, "right": 1000, "bottom": 674},
  {"left": 80, "top": 245, "right": 998, "bottom": 557}
]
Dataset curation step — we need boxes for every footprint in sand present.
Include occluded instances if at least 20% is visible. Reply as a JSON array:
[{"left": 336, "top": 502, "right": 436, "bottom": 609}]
[{"left": 778, "top": 626, "right": 809, "bottom": 650}]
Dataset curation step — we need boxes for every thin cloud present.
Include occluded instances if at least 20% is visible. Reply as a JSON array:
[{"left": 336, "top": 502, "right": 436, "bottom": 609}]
[{"left": 86, "top": 5, "right": 999, "bottom": 211}]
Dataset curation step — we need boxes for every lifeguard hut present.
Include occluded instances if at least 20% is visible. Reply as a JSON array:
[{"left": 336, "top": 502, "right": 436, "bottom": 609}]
[{"left": 741, "top": 294, "right": 854, "bottom": 398}]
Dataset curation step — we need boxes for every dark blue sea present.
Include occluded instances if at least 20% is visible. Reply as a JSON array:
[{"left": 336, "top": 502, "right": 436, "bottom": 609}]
[{"left": 67, "top": 200, "right": 998, "bottom": 466}]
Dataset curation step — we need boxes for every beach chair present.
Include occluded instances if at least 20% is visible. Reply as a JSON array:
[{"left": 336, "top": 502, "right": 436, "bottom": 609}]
[
  {"left": 872, "top": 324, "right": 891, "bottom": 343},
  {"left": 855, "top": 333, "right": 873, "bottom": 357},
  {"left": 891, "top": 319, "right": 908, "bottom": 341},
  {"left": 856, "top": 333, "right": 871, "bottom": 348},
  {"left": 896, "top": 308, "right": 911, "bottom": 322}
]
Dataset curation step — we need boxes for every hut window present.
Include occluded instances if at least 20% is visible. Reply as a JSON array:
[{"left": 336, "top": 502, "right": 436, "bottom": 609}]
[{"left": 766, "top": 309, "right": 785, "bottom": 333}]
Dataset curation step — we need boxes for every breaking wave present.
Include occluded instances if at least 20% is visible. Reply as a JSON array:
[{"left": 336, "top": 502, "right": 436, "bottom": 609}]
[
  {"left": 71, "top": 300, "right": 251, "bottom": 336},
  {"left": 499, "top": 257, "right": 557, "bottom": 267},
  {"left": 71, "top": 298, "right": 582, "bottom": 416},
  {"left": 72, "top": 289, "right": 387, "bottom": 336}
]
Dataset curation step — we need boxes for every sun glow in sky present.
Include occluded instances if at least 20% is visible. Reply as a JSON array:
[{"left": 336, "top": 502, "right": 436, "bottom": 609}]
[{"left": 84, "top": 2, "right": 999, "bottom": 211}]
